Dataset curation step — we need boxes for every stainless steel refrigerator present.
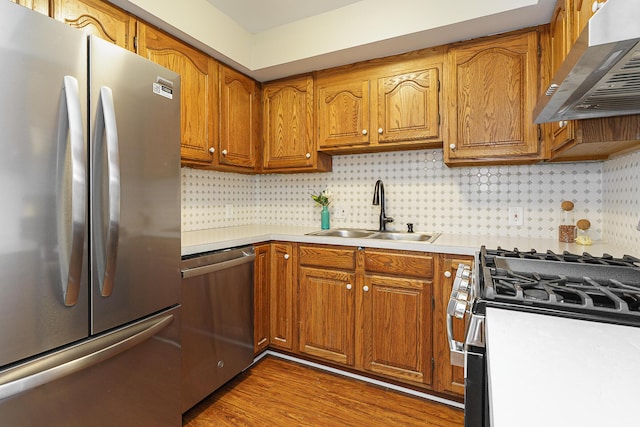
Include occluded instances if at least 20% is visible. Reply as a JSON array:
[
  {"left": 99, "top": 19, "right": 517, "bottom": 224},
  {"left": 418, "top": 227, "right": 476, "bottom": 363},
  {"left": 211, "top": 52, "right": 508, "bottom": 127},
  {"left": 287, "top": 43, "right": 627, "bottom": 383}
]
[{"left": 0, "top": 2, "right": 182, "bottom": 425}]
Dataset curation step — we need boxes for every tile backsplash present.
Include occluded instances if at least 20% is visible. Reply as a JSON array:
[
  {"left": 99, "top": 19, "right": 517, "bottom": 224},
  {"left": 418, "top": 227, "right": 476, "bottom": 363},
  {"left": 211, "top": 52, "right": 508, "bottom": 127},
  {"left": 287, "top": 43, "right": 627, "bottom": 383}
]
[{"left": 182, "top": 149, "right": 640, "bottom": 254}]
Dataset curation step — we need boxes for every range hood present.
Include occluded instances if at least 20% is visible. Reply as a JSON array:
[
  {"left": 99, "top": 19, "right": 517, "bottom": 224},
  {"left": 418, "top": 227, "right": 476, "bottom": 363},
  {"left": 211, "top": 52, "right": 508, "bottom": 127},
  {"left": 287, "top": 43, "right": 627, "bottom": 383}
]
[{"left": 534, "top": 0, "right": 640, "bottom": 123}]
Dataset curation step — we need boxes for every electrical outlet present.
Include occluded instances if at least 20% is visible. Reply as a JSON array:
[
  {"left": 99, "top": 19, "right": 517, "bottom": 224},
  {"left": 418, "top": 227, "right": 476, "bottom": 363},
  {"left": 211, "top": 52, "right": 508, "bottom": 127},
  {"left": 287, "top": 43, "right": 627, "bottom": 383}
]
[
  {"left": 508, "top": 207, "right": 524, "bottom": 226},
  {"left": 225, "top": 204, "right": 233, "bottom": 219},
  {"left": 333, "top": 203, "right": 349, "bottom": 220}
]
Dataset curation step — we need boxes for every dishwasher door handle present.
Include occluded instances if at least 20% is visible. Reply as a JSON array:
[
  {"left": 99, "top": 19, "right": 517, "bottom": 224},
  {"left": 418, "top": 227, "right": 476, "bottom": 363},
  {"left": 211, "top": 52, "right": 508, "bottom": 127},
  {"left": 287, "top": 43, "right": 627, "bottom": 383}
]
[{"left": 182, "top": 254, "right": 256, "bottom": 279}]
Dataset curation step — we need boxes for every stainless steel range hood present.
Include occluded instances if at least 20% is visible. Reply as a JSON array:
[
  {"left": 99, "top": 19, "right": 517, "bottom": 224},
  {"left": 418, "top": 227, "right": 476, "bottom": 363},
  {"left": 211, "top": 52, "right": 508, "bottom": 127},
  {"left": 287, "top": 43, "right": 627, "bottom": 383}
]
[{"left": 534, "top": 0, "right": 640, "bottom": 123}]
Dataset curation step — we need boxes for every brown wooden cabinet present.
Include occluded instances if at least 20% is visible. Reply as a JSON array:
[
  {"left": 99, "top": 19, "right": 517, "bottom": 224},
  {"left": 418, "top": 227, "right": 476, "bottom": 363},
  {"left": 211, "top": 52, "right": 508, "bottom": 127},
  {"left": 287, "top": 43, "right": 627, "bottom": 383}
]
[
  {"left": 432, "top": 255, "right": 473, "bottom": 397},
  {"left": 444, "top": 30, "right": 543, "bottom": 165},
  {"left": 10, "top": 0, "right": 48, "bottom": 14},
  {"left": 541, "top": 0, "right": 640, "bottom": 162},
  {"left": 254, "top": 244, "right": 271, "bottom": 354},
  {"left": 269, "top": 242, "right": 296, "bottom": 351},
  {"left": 51, "top": 0, "right": 135, "bottom": 51},
  {"left": 219, "top": 64, "right": 259, "bottom": 171},
  {"left": 317, "top": 49, "right": 443, "bottom": 154},
  {"left": 361, "top": 249, "right": 433, "bottom": 386},
  {"left": 137, "top": 23, "right": 217, "bottom": 165},
  {"left": 298, "top": 245, "right": 357, "bottom": 365},
  {"left": 262, "top": 75, "right": 331, "bottom": 172}
]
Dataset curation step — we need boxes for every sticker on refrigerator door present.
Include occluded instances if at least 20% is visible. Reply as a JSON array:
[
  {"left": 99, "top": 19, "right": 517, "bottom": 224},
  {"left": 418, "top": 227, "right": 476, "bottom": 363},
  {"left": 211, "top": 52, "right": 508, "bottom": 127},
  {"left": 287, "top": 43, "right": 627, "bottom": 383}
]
[{"left": 153, "top": 77, "right": 174, "bottom": 99}]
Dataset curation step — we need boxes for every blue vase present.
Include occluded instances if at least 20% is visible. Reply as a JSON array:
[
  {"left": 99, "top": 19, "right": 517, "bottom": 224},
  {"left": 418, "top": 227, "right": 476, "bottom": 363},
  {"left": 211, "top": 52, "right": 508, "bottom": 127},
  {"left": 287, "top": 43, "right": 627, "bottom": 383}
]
[{"left": 321, "top": 206, "right": 330, "bottom": 229}]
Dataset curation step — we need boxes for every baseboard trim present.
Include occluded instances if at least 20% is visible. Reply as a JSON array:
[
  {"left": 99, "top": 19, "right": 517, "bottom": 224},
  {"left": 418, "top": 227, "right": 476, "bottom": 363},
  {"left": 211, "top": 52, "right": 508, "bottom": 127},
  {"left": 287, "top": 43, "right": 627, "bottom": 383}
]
[{"left": 252, "top": 350, "right": 464, "bottom": 410}]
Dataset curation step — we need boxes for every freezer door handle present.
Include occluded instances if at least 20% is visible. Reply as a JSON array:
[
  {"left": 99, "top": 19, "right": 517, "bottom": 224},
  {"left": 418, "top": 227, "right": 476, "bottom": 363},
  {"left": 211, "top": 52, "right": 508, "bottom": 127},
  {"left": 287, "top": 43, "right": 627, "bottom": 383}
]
[
  {"left": 93, "top": 86, "right": 121, "bottom": 297},
  {"left": 57, "top": 75, "right": 86, "bottom": 307},
  {"left": 0, "top": 313, "right": 174, "bottom": 401}
]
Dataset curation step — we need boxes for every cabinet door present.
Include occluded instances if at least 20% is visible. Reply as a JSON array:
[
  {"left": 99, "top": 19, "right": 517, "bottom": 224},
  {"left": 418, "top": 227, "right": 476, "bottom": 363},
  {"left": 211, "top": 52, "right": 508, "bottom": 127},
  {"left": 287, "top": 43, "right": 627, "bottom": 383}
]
[
  {"left": 445, "top": 31, "right": 540, "bottom": 163},
  {"left": 572, "top": 0, "right": 606, "bottom": 44},
  {"left": 52, "top": 0, "right": 135, "bottom": 51},
  {"left": 318, "top": 79, "right": 370, "bottom": 149},
  {"left": 262, "top": 75, "right": 315, "bottom": 169},
  {"left": 10, "top": 0, "right": 48, "bottom": 14},
  {"left": 376, "top": 68, "right": 440, "bottom": 144},
  {"left": 269, "top": 243, "right": 296, "bottom": 350},
  {"left": 137, "top": 23, "right": 217, "bottom": 164},
  {"left": 219, "top": 65, "right": 258, "bottom": 169},
  {"left": 254, "top": 244, "right": 270, "bottom": 354},
  {"left": 548, "top": 0, "right": 575, "bottom": 152},
  {"left": 299, "top": 267, "right": 356, "bottom": 365},
  {"left": 432, "top": 255, "right": 473, "bottom": 397},
  {"left": 362, "top": 274, "right": 432, "bottom": 385}
]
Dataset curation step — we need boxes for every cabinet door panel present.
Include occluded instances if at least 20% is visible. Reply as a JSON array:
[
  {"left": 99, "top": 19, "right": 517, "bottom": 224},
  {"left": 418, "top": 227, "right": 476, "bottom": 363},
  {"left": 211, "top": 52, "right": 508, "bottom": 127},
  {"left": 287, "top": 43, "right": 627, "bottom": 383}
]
[
  {"left": 11, "top": 0, "right": 48, "bottom": 14},
  {"left": 263, "top": 76, "right": 314, "bottom": 169},
  {"left": 254, "top": 244, "right": 270, "bottom": 354},
  {"left": 137, "top": 23, "right": 216, "bottom": 164},
  {"left": 377, "top": 68, "right": 440, "bottom": 143},
  {"left": 318, "top": 79, "right": 370, "bottom": 149},
  {"left": 269, "top": 243, "right": 295, "bottom": 350},
  {"left": 299, "top": 267, "right": 355, "bottom": 365},
  {"left": 220, "top": 65, "right": 258, "bottom": 169},
  {"left": 52, "top": 0, "right": 135, "bottom": 51},
  {"left": 363, "top": 274, "right": 432, "bottom": 385},
  {"left": 446, "top": 31, "right": 540, "bottom": 162}
]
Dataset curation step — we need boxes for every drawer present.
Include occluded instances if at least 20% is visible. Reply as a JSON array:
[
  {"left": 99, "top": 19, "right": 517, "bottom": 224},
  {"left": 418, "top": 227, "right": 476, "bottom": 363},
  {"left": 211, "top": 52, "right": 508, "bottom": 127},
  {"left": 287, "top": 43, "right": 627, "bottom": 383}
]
[
  {"left": 299, "top": 245, "right": 356, "bottom": 270},
  {"left": 364, "top": 249, "right": 434, "bottom": 278}
]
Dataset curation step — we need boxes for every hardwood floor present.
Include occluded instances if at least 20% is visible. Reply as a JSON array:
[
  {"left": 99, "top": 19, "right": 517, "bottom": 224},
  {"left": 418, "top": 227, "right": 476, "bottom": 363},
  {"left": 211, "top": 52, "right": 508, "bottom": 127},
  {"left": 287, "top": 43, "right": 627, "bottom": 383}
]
[{"left": 183, "top": 356, "right": 464, "bottom": 426}]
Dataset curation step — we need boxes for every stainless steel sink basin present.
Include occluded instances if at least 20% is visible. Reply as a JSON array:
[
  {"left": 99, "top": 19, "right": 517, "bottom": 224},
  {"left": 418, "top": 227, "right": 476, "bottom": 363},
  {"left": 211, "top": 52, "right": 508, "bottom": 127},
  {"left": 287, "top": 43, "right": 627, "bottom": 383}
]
[
  {"left": 307, "top": 228, "right": 376, "bottom": 238},
  {"left": 306, "top": 228, "right": 440, "bottom": 243},
  {"left": 368, "top": 231, "right": 440, "bottom": 243}
]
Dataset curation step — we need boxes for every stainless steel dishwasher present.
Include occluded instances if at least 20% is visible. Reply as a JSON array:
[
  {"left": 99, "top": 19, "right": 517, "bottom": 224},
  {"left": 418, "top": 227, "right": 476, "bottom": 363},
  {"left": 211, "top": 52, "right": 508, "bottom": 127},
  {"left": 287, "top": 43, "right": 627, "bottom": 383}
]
[{"left": 180, "top": 245, "right": 255, "bottom": 413}]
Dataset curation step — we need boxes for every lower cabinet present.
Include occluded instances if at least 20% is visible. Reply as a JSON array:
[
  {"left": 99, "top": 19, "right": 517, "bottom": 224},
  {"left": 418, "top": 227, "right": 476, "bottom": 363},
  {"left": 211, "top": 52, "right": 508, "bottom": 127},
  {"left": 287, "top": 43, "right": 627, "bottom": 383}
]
[{"left": 257, "top": 242, "right": 467, "bottom": 398}]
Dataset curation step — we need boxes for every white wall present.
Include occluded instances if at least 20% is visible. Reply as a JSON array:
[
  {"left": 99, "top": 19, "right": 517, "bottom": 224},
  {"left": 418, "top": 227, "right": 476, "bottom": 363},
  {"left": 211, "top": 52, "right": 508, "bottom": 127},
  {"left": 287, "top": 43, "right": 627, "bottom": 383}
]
[{"left": 182, "top": 149, "right": 640, "bottom": 255}]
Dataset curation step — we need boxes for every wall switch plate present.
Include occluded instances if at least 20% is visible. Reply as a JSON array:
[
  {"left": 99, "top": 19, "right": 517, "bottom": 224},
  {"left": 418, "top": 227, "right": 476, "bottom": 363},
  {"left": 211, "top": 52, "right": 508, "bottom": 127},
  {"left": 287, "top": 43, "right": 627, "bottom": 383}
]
[
  {"left": 333, "top": 203, "right": 349, "bottom": 220},
  {"left": 508, "top": 207, "right": 524, "bottom": 226},
  {"left": 225, "top": 204, "right": 233, "bottom": 219}
]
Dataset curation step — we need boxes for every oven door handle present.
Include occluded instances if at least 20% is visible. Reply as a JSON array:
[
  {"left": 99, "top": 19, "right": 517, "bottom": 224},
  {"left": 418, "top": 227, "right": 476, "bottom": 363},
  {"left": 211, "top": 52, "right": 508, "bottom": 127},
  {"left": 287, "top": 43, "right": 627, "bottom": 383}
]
[{"left": 446, "top": 299, "right": 466, "bottom": 367}]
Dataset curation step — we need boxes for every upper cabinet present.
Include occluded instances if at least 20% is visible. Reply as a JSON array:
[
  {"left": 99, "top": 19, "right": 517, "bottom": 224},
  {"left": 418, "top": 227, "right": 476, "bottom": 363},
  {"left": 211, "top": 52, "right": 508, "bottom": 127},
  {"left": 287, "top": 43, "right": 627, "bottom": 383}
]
[
  {"left": 219, "top": 65, "right": 259, "bottom": 171},
  {"left": 541, "top": 0, "right": 640, "bottom": 162},
  {"left": 137, "top": 23, "right": 217, "bottom": 166},
  {"left": 317, "top": 48, "right": 444, "bottom": 154},
  {"left": 51, "top": 0, "right": 135, "bottom": 51},
  {"left": 262, "top": 75, "right": 331, "bottom": 172},
  {"left": 444, "top": 30, "right": 543, "bottom": 165},
  {"left": 11, "top": 0, "right": 48, "bottom": 15}
]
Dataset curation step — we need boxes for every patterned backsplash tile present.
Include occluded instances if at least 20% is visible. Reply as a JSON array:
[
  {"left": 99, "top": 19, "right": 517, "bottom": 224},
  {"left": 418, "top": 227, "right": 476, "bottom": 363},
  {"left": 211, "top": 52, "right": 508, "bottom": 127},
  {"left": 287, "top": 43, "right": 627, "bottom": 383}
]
[{"left": 182, "top": 149, "right": 640, "bottom": 254}]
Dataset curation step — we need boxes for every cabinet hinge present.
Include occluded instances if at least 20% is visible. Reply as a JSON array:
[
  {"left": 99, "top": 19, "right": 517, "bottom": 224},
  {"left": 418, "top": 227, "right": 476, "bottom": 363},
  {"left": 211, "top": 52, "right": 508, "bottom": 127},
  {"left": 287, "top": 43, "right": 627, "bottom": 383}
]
[
  {"left": 537, "top": 125, "right": 542, "bottom": 142},
  {"left": 431, "top": 357, "right": 435, "bottom": 372},
  {"left": 437, "top": 113, "right": 441, "bottom": 126},
  {"left": 437, "top": 79, "right": 441, "bottom": 92},
  {"left": 133, "top": 35, "right": 138, "bottom": 52},
  {"left": 432, "top": 296, "right": 435, "bottom": 309},
  {"left": 537, "top": 43, "right": 542, "bottom": 58}
]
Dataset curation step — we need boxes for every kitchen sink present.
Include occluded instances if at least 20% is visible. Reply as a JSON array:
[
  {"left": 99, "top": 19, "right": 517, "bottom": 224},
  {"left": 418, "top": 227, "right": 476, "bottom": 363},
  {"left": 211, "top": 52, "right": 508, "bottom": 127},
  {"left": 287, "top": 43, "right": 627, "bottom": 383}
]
[
  {"left": 306, "top": 228, "right": 440, "bottom": 243},
  {"left": 307, "top": 228, "right": 376, "bottom": 238},
  {"left": 368, "top": 231, "right": 440, "bottom": 243}
]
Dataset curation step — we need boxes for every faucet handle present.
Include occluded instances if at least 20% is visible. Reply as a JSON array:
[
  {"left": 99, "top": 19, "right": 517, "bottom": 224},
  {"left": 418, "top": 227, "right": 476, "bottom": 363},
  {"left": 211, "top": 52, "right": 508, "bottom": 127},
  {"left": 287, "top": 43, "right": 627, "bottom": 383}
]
[
  {"left": 407, "top": 223, "right": 414, "bottom": 233},
  {"left": 384, "top": 216, "right": 394, "bottom": 224}
]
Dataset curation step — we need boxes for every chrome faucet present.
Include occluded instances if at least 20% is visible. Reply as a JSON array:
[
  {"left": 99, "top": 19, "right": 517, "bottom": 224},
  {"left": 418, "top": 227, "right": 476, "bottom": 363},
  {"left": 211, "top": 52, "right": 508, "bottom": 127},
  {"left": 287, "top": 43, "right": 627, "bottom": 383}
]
[{"left": 372, "top": 179, "right": 394, "bottom": 231}]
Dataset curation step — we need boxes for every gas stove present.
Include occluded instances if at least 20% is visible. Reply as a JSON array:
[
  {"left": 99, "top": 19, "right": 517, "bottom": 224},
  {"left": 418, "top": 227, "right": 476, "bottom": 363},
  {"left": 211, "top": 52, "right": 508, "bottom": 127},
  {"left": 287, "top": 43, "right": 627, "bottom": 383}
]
[{"left": 478, "top": 247, "right": 640, "bottom": 326}]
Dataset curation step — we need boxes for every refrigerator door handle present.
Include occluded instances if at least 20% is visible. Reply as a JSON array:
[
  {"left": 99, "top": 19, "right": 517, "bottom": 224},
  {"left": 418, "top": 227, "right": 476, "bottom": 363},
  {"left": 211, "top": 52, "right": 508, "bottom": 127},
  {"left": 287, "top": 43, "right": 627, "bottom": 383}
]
[
  {"left": 93, "top": 86, "right": 121, "bottom": 297},
  {"left": 0, "top": 313, "right": 174, "bottom": 401},
  {"left": 57, "top": 75, "right": 86, "bottom": 307}
]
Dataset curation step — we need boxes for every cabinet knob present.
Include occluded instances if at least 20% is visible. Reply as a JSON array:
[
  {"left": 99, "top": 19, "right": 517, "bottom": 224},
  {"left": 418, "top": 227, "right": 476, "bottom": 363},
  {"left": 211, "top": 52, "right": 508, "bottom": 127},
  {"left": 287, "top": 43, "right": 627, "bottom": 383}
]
[
  {"left": 222, "top": 149, "right": 228, "bottom": 156},
  {"left": 449, "top": 143, "right": 456, "bottom": 151},
  {"left": 305, "top": 152, "right": 311, "bottom": 159},
  {"left": 444, "top": 271, "right": 452, "bottom": 278},
  {"left": 283, "top": 254, "right": 290, "bottom": 260},
  {"left": 346, "top": 284, "right": 352, "bottom": 290},
  {"left": 377, "top": 127, "right": 383, "bottom": 134},
  {"left": 209, "top": 147, "right": 215, "bottom": 154},
  {"left": 362, "top": 129, "right": 368, "bottom": 135},
  {"left": 363, "top": 285, "right": 369, "bottom": 292},
  {"left": 592, "top": 1, "right": 604, "bottom": 12}
]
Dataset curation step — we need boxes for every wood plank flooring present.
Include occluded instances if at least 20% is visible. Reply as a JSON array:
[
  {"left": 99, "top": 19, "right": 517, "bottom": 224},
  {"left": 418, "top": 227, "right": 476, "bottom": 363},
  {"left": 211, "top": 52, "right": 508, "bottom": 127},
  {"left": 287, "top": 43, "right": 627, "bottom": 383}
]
[{"left": 183, "top": 356, "right": 464, "bottom": 426}]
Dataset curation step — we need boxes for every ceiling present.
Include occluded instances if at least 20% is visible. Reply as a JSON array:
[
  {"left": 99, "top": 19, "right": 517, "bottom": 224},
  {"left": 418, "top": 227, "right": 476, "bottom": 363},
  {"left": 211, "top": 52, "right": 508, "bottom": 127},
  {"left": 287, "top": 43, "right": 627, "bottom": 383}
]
[{"left": 204, "top": 0, "right": 365, "bottom": 33}]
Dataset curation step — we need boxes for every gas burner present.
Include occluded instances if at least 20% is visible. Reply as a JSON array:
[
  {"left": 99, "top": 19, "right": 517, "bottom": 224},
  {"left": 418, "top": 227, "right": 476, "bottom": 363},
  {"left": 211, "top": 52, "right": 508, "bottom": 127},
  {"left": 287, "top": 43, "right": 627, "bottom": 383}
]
[{"left": 484, "top": 247, "right": 640, "bottom": 268}]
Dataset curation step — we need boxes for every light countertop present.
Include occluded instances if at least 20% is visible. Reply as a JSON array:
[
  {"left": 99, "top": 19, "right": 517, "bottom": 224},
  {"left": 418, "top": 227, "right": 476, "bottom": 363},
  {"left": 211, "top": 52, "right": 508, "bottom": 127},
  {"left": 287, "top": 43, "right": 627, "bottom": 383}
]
[
  {"left": 181, "top": 224, "right": 631, "bottom": 257},
  {"left": 486, "top": 307, "right": 640, "bottom": 427}
]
